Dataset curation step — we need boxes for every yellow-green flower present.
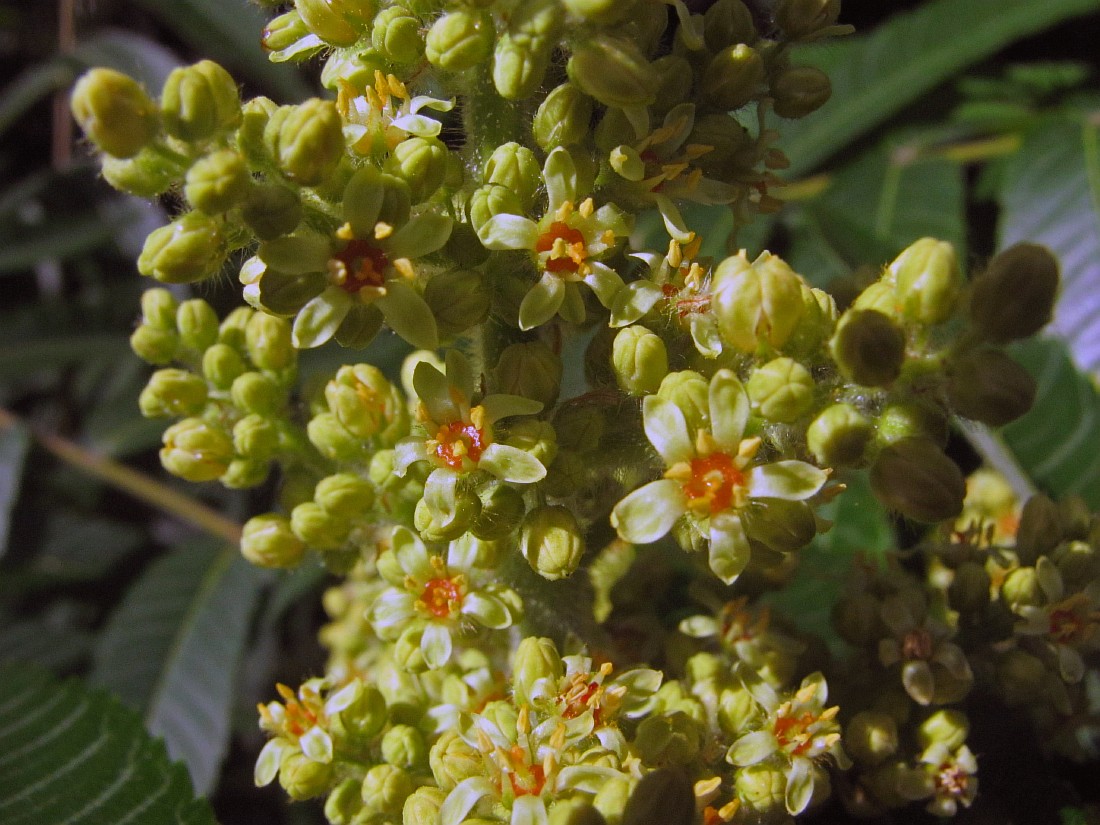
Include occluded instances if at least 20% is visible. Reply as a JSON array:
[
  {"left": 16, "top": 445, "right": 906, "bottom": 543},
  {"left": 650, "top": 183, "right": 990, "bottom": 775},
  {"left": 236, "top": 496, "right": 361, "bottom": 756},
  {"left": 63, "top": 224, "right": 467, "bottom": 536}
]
[
  {"left": 611, "top": 370, "right": 827, "bottom": 583},
  {"left": 337, "top": 69, "right": 454, "bottom": 156}
]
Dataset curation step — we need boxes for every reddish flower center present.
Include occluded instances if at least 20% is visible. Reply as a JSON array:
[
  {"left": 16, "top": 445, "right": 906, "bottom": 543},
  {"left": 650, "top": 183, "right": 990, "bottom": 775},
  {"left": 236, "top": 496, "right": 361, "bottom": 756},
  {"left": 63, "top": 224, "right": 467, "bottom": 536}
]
[
  {"left": 935, "top": 762, "right": 969, "bottom": 798},
  {"left": 773, "top": 711, "right": 817, "bottom": 756},
  {"left": 535, "top": 221, "right": 587, "bottom": 275},
  {"left": 682, "top": 452, "right": 744, "bottom": 514},
  {"left": 335, "top": 239, "right": 389, "bottom": 293},
  {"left": 421, "top": 577, "right": 462, "bottom": 618},
  {"left": 1049, "top": 607, "right": 1086, "bottom": 644},
  {"left": 902, "top": 627, "right": 934, "bottom": 661},
  {"left": 434, "top": 420, "right": 487, "bottom": 470},
  {"left": 506, "top": 747, "right": 546, "bottom": 797}
]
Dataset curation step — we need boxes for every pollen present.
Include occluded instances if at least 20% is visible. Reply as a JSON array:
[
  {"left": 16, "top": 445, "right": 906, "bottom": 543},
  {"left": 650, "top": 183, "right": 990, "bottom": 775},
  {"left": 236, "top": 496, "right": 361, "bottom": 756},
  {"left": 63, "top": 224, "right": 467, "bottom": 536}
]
[
  {"left": 433, "top": 419, "right": 487, "bottom": 470},
  {"left": 674, "top": 452, "right": 746, "bottom": 515},
  {"left": 420, "top": 576, "right": 462, "bottom": 618}
]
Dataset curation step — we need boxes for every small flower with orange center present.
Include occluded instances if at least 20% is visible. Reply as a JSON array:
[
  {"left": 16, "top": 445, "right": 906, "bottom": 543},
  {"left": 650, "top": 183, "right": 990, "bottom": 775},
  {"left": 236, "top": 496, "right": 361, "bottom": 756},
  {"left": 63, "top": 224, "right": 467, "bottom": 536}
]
[
  {"left": 612, "top": 370, "right": 828, "bottom": 584},
  {"left": 903, "top": 742, "right": 979, "bottom": 817},
  {"left": 477, "top": 147, "right": 631, "bottom": 330},
  {"left": 369, "top": 526, "right": 521, "bottom": 669},
  {"left": 337, "top": 70, "right": 454, "bottom": 156},
  {"left": 877, "top": 589, "right": 973, "bottom": 705},
  {"left": 726, "top": 668, "right": 849, "bottom": 817}
]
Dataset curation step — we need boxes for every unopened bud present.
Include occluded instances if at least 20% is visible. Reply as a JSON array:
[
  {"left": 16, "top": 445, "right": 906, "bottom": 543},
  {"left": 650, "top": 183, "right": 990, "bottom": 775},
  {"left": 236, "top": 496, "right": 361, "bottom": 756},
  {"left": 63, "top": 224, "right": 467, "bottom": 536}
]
[
  {"left": 278, "top": 751, "right": 333, "bottom": 800},
  {"left": 425, "top": 10, "right": 494, "bottom": 71},
  {"left": 233, "top": 371, "right": 286, "bottom": 415},
  {"left": 657, "top": 371, "right": 710, "bottom": 435},
  {"left": 138, "top": 212, "right": 227, "bottom": 284},
  {"left": 266, "top": 100, "right": 345, "bottom": 186},
  {"left": 233, "top": 414, "right": 280, "bottom": 460},
  {"left": 870, "top": 438, "right": 964, "bottom": 522},
  {"left": 702, "top": 44, "right": 764, "bottom": 111},
  {"left": 1015, "top": 494, "right": 1062, "bottom": 565},
  {"left": 360, "top": 763, "right": 413, "bottom": 816},
  {"left": 139, "top": 369, "right": 208, "bottom": 418},
  {"left": 484, "top": 142, "right": 541, "bottom": 209},
  {"left": 291, "top": 501, "right": 351, "bottom": 549},
  {"left": 294, "top": 0, "right": 372, "bottom": 46},
  {"left": 947, "top": 348, "right": 1035, "bottom": 426},
  {"left": 735, "top": 763, "right": 787, "bottom": 816},
  {"left": 493, "top": 34, "right": 551, "bottom": 100},
  {"left": 567, "top": 34, "right": 660, "bottom": 108},
  {"left": 889, "top": 237, "right": 962, "bottom": 325},
  {"left": 241, "top": 184, "right": 302, "bottom": 241},
  {"left": 160, "top": 60, "right": 240, "bottom": 142},
  {"left": 494, "top": 341, "right": 562, "bottom": 408},
  {"left": 202, "top": 342, "right": 247, "bottom": 389},
  {"left": 71, "top": 68, "right": 157, "bottom": 158},
  {"left": 424, "top": 268, "right": 490, "bottom": 338},
  {"left": 512, "top": 636, "right": 563, "bottom": 707},
  {"left": 776, "top": 0, "right": 841, "bottom": 39},
  {"left": 742, "top": 498, "right": 817, "bottom": 555},
  {"left": 712, "top": 251, "right": 805, "bottom": 352},
  {"left": 846, "top": 711, "right": 898, "bottom": 766},
  {"left": 533, "top": 83, "right": 594, "bottom": 151},
  {"left": 746, "top": 357, "right": 815, "bottom": 422},
  {"left": 184, "top": 149, "right": 250, "bottom": 214},
  {"left": 830, "top": 309, "right": 906, "bottom": 387},
  {"left": 472, "top": 482, "right": 525, "bottom": 540},
  {"left": 771, "top": 65, "right": 831, "bottom": 119},
  {"left": 130, "top": 324, "right": 179, "bottom": 365},
  {"left": 101, "top": 150, "right": 179, "bottom": 197},
  {"left": 613, "top": 325, "right": 668, "bottom": 396},
  {"left": 315, "top": 473, "right": 375, "bottom": 518},
  {"left": 386, "top": 136, "right": 448, "bottom": 202},
  {"left": 241, "top": 514, "right": 306, "bottom": 568},
  {"left": 807, "top": 403, "right": 872, "bottom": 467},
  {"left": 917, "top": 709, "right": 969, "bottom": 752},
  {"left": 246, "top": 312, "right": 294, "bottom": 371},
  {"left": 876, "top": 399, "right": 949, "bottom": 448},
  {"left": 704, "top": 0, "right": 756, "bottom": 52},
  {"left": 521, "top": 505, "right": 585, "bottom": 580},
  {"left": 969, "top": 243, "right": 1059, "bottom": 343},
  {"left": 160, "top": 418, "right": 234, "bottom": 482},
  {"left": 372, "top": 6, "right": 423, "bottom": 64}
]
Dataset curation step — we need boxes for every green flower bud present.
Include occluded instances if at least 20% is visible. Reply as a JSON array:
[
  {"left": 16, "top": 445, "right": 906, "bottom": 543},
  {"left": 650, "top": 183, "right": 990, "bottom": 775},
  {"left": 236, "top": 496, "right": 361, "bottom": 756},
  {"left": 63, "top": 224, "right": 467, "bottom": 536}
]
[
  {"left": 360, "top": 763, "right": 413, "bottom": 815},
  {"left": 139, "top": 368, "right": 208, "bottom": 418},
  {"left": 549, "top": 799, "right": 607, "bottom": 825},
  {"left": 534, "top": 83, "right": 594, "bottom": 151},
  {"left": 241, "top": 513, "right": 306, "bottom": 568},
  {"left": 832, "top": 592, "right": 881, "bottom": 647},
  {"left": 613, "top": 325, "right": 668, "bottom": 397},
  {"left": 702, "top": 44, "right": 764, "bottom": 111},
  {"left": 330, "top": 680, "right": 388, "bottom": 740},
  {"left": 372, "top": 6, "right": 424, "bottom": 63},
  {"left": 101, "top": 150, "right": 180, "bottom": 197},
  {"left": 291, "top": 501, "right": 352, "bottom": 549},
  {"left": 425, "top": 10, "right": 494, "bottom": 71},
  {"left": 917, "top": 709, "right": 969, "bottom": 752},
  {"left": 889, "top": 237, "right": 962, "bottom": 325},
  {"left": 160, "top": 60, "right": 240, "bottom": 142},
  {"left": 471, "top": 482, "right": 526, "bottom": 540},
  {"left": 542, "top": 448, "right": 587, "bottom": 498},
  {"left": 233, "top": 414, "right": 280, "bottom": 460},
  {"left": 160, "top": 417, "right": 234, "bottom": 482},
  {"left": 319, "top": 48, "right": 388, "bottom": 91},
  {"left": 315, "top": 473, "right": 375, "bottom": 517},
  {"left": 70, "top": 68, "right": 157, "bottom": 159},
  {"left": 650, "top": 55, "right": 695, "bottom": 115},
  {"left": 552, "top": 405, "right": 605, "bottom": 454},
  {"left": 657, "top": 371, "right": 710, "bottom": 435},
  {"left": 712, "top": 251, "right": 805, "bottom": 352},
  {"left": 494, "top": 341, "right": 563, "bottom": 408},
  {"left": 184, "top": 149, "right": 250, "bottom": 214},
  {"left": 138, "top": 212, "right": 227, "bottom": 284},
  {"left": 829, "top": 309, "right": 906, "bottom": 387},
  {"left": 947, "top": 348, "right": 1035, "bottom": 426},
  {"left": 261, "top": 10, "right": 315, "bottom": 53},
  {"left": 512, "top": 636, "right": 564, "bottom": 707},
  {"left": 634, "top": 713, "right": 702, "bottom": 766},
  {"left": 592, "top": 776, "right": 633, "bottom": 824},
  {"left": 324, "top": 779, "right": 365, "bottom": 825},
  {"left": 567, "top": 34, "right": 660, "bottom": 108},
  {"left": 846, "top": 711, "right": 898, "bottom": 767},
  {"left": 266, "top": 100, "right": 344, "bottom": 186},
  {"left": 425, "top": 268, "right": 491, "bottom": 338},
  {"left": 130, "top": 324, "right": 179, "bottom": 365},
  {"left": 734, "top": 763, "right": 787, "bottom": 816},
  {"left": 969, "top": 243, "right": 1059, "bottom": 343},
  {"left": 704, "top": 0, "right": 756, "bottom": 52},
  {"left": 141, "top": 288, "right": 179, "bottom": 330},
  {"left": 876, "top": 399, "right": 949, "bottom": 448},
  {"left": 807, "top": 403, "right": 872, "bottom": 467},
  {"left": 429, "top": 729, "right": 482, "bottom": 790},
  {"left": 1015, "top": 494, "right": 1062, "bottom": 565},
  {"left": 308, "top": 412, "right": 365, "bottom": 462},
  {"left": 493, "top": 34, "right": 551, "bottom": 100},
  {"left": 414, "top": 489, "right": 481, "bottom": 542},
  {"left": 245, "top": 312, "right": 294, "bottom": 371},
  {"left": 1059, "top": 494, "right": 1092, "bottom": 540},
  {"left": 771, "top": 65, "right": 832, "bottom": 119},
  {"left": 484, "top": 142, "right": 541, "bottom": 210},
  {"left": 294, "top": 0, "right": 373, "bottom": 46},
  {"left": 776, "top": 0, "right": 841, "bottom": 39},
  {"left": 202, "top": 343, "right": 247, "bottom": 389},
  {"left": 742, "top": 498, "right": 817, "bottom": 555},
  {"left": 746, "top": 357, "right": 815, "bottom": 422},
  {"left": 948, "top": 560, "right": 991, "bottom": 614},
  {"left": 468, "top": 183, "right": 523, "bottom": 234},
  {"left": 236, "top": 96, "right": 278, "bottom": 166},
  {"left": 870, "top": 438, "right": 965, "bottom": 523},
  {"left": 622, "top": 768, "right": 695, "bottom": 825},
  {"left": 1001, "top": 565, "right": 1042, "bottom": 609},
  {"left": 325, "top": 363, "right": 407, "bottom": 441},
  {"left": 386, "top": 136, "right": 448, "bottom": 202},
  {"left": 232, "top": 371, "right": 286, "bottom": 415},
  {"left": 403, "top": 788, "right": 447, "bottom": 825},
  {"left": 278, "top": 750, "right": 334, "bottom": 801},
  {"left": 381, "top": 724, "right": 427, "bottom": 771},
  {"left": 521, "top": 505, "right": 585, "bottom": 580},
  {"left": 851, "top": 280, "right": 899, "bottom": 316}
]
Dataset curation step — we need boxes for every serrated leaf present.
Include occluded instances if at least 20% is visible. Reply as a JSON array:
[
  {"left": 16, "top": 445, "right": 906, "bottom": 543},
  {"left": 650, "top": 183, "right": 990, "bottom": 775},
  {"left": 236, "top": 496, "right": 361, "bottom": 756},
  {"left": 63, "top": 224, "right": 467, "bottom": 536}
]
[
  {"left": 0, "top": 662, "right": 218, "bottom": 825},
  {"left": 91, "top": 542, "right": 265, "bottom": 795},
  {"left": 998, "top": 111, "right": 1100, "bottom": 374},
  {"left": 996, "top": 338, "right": 1100, "bottom": 507},
  {"left": 0, "top": 420, "right": 29, "bottom": 559},
  {"left": 779, "top": 0, "right": 1100, "bottom": 176}
]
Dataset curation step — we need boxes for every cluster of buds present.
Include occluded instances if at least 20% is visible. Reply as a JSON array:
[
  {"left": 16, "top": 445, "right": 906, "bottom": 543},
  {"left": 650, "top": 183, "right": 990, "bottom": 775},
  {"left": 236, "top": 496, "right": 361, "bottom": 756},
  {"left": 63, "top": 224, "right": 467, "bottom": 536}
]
[{"left": 70, "top": 0, "right": 1078, "bottom": 821}]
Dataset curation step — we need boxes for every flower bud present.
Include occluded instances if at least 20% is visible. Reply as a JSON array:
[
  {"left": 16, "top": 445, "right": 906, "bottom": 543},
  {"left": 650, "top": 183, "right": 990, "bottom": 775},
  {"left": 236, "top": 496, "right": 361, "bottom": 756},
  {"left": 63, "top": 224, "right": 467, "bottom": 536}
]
[
  {"left": 876, "top": 399, "right": 949, "bottom": 448},
  {"left": 948, "top": 560, "right": 991, "bottom": 614},
  {"left": 425, "top": 10, "right": 494, "bottom": 71},
  {"left": 917, "top": 709, "right": 969, "bottom": 752},
  {"left": 372, "top": 6, "right": 423, "bottom": 64},
  {"left": 1001, "top": 565, "right": 1042, "bottom": 609},
  {"left": 278, "top": 751, "right": 333, "bottom": 800},
  {"left": 261, "top": 10, "right": 316, "bottom": 54},
  {"left": 139, "top": 368, "right": 208, "bottom": 418},
  {"left": 325, "top": 779, "right": 365, "bottom": 825},
  {"left": 291, "top": 501, "right": 351, "bottom": 549},
  {"left": 220, "top": 307, "right": 255, "bottom": 348},
  {"left": 233, "top": 414, "right": 280, "bottom": 461},
  {"left": 650, "top": 55, "right": 694, "bottom": 116},
  {"left": 266, "top": 100, "right": 344, "bottom": 186},
  {"left": 184, "top": 149, "right": 250, "bottom": 214},
  {"left": 712, "top": 251, "right": 805, "bottom": 352},
  {"left": 889, "top": 237, "right": 962, "bottom": 325},
  {"left": 472, "top": 482, "right": 526, "bottom": 540},
  {"left": 101, "top": 150, "right": 179, "bottom": 197},
  {"left": 294, "top": 0, "right": 372, "bottom": 46},
  {"left": 656, "top": 371, "right": 710, "bottom": 435},
  {"left": 330, "top": 680, "right": 388, "bottom": 740},
  {"left": 241, "top": 513, "right": 306, "bottom": 568},
  {"left": 202, "top": 343, "right": 246, "bottom": 389},
  {"left": 542, "top": 449, "right": 587, "bottom": 498},
  {"left": 403, "top": 788, "right": 446, "bottom": 825},
  {"left": 807, "top": 403, "right": 872, "bottom": 467},
  {"left": 414, "top": 489, "right": 481, "bottom": 542},
  {"left": 633, "top": 713, "right": 702, "bottom": 766},
  {"left": 233, "top": 371, "right": 286, "bottom": 415},
  {"left": 1015, "top": 494, "right": 1062, "bottom": 565},
  {"left": 734, "top": 763, "right": 787, "bottom": 816},
  {"left": 746, "top": 357, "right": 815, "bottom": 422},
  {"left": 308, "top": 412, "right": 366, "bottom": 463},
  {"left": 160, "top": 60, "right": 240, "bottom": 142},
  {"left": 846, "top": 711, "right": 898, "bottom": 766},
  {"left": 138, "top": 212, "right": 227, "bottom": 284},
  {"left": 870, "top": 438, "right": 965, "bottom": 522},
  {"left": 613, "top": 325, "right": 668, "bottom": 396},
  {"left": 484, "top": 142, "right": 541, "bottom": 210},
  {"left": 969, "top": 243, "right": 1059, "bottom": 343},
  {"left": 245, "top": 313, "right": 294, "bottom": 372},
  {"left": 622, "top": 767, "right": 695, "bottom": 825},
  {"left": 521, "top": 505, "right": 585, "bottom": 580},
  {"left": 493, "top": 34, "right": 551, "bottom": 100},
  {"left": 567, "top": 34, "right": 660, "bottom": 108},
  {"left": 947, "top": 348, "right": 1035, "bottom": 426},
  {"left": 70, "top": 68, "right": 157, "bottom": 158},
  {"left": 141, "top": 287, "right": 178, "bottom": 329},
  {"left": 512, "top": 636, "right": 564, "bottom": 707},
  {"left": 1059, "top": 494, "right": 1092, "bottom": 540},
  {"left": 429, "top": 730, "right": 481, "bottom": 790},
  {"left": 552, "top": 405, "right": 606, "bottom": 454},
  {"left": 130, "top": 324, "right": 179, "bottom": 365},
  {"left": 160, "top": 418, "right": 234, "bottom": 482},
  {"left": 386, "top": 136, "right": 448, "bottom": 202},
  {"left": 704, "top": 0, "right": 756, "bottom": 52},
  {"left": 468, "top": 183, "right": 523, "bottom": 235},
  {"left": 771, "top": 65, "right": 832, "bottom": 119},
  {"left": 360, "top": 764, "right": 413, "bottom": 816},
  {"left": 776, "top": 0, "right": 841, "bottom": 39},
  {"left": 742, "top": 498, "right": 817, "bottom": 555},
  {"left": 549, "top": 800, "right": 607, "bottom": 825},
  {"left": 702, "top": 44, "right": 764, "bottom": 111},
  {"left": 851, "top": 280, "right": 899, "bottom": 316},
  {"left": 424, "top": 268, "right": 490, "bottom": 338},
  {"left": 494, "top": 341, "right": 562, "bottom": 408},
  {"left": 240, "top": 184, "right": 302, "bottom": 241},
  {"left": 534, "top": 83, "right": 594, "bottom": 151},
  {"left": 315, "top": 473, "right": 375, "bottom": 518},
  {"left": 380, "top": 724, "right": 427, "bottom": 772},
  {"left": 830, "top": 309, "right": 906, "bottom": 387},
  {"left": 325, "top": 363, "right": 407, "bottom": 441},
  {"left": 236, "top": 96, "right": 278, "bottom": 165}
]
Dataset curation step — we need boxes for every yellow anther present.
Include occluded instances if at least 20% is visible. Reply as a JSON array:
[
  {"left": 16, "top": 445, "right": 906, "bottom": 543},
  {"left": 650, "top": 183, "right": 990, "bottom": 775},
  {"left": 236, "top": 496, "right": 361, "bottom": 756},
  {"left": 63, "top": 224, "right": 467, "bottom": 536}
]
[
  {"left": 373, "top": 221, "right": 394, "bottom": 239},
  {"left": 554, "top": 200, "right": 574, "bottom": 222},
  {"left": 578, "top": 198, "right": 594, "bottom": 218},
  {"left": 393, "top": 258, "right": 415, "bottom": 279}
]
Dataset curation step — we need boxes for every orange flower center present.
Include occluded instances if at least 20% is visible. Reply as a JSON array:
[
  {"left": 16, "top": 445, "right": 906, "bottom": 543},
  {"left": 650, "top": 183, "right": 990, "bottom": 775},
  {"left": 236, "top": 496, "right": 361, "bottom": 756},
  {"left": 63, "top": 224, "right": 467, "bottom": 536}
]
[
  {"left": 682, "top": 452, "right": 744, "bottom": 514},
  {"left": 535, "top": 221, "right": 588, "bottom": 275},
  {"left": 902, "top": 627, "right": 934, "bottom": 661},
  {"left": 935, "top": 762, "right": 970, "bottom": 798},
  {"left": 1049, "top": 605, "right": 1089, "bottom": 644},
  {"left": 434, "top": 420, "right": 487, "bottom": 470},
  {"left": 773, "top": 711, "right": 818, "bottom": 756},
  {"left": 335, "top": 239, "right": 389, "bottom": 293},
  {"left": 506, "top": 747, "right": 546, "bottom": 797},
  {"left": 421, "top": 577, "right": 462, "bottom": 618}
]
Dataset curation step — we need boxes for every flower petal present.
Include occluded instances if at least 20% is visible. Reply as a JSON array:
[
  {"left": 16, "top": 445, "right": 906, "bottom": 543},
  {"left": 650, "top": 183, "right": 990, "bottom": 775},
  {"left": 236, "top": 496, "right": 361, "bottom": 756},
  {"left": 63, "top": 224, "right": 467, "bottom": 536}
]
[
  {"left": 390, "top": 113, "right": 443, "bottom": 137},
  {"left": 709, "top": 514, "right": 751, "bottom": 584},
  {"left": 377, "top": 281, "right": 439, "bottom": 349},
  {"left": 654, "top": 194, "right": 693, "bottom": 243},
  {"left": 583, "top": 262, "right": 625, "bottom": 307},
  {"left": 343, "top": 167, "right": 384, "bottom": 237},
  {"left": 445, "top": 349, "right": 475, "bottom": 402},
  {"left": 479, "top": 443, "right": 547, "bottom": 484},
  {"left": 440, "top": 777, "right": 496, "bottom": 825},
  {"left": 478, "top": 214, "right": 539, "bottom": 251},
  {"left": 611, "top": 479, "right": 686, "bottom": 544},
  {"left": 688, "top": 314, "right": 723, "bottom": 358},
  {"left": 727, "top": 730, "right": 778, "bottom": 766},
  {"left": 461, "top": 591, "right": 513, "bottom": 629},
  {"left": 544, "top": 147, "right": 577, "bottom": 209},
  {"left": 413, "top": 359, "right": 460, "bottom": 424},
  {"left": 299, "top": 725, "right": 334, "bottom": 764},
  {"left": 902, "top": 660, "right": 935, "bottom": 705},
  {"left": 560, "top": 281, "right": 586, "bottom": 325},
  {"left": 292, "top": 286, "right": 352, "bottom": 349},
  {"left": 421, "top": 622, "right": 453, "bottom": 669},
  {"left": 258, "top": 233, "right": 331, "bottom": 275},
  {"left": 479, "top": 394, "right": 543, "bottom": 424},
  {"left": 394, "top": 436, "right": 426, "bottom": 476},
  {"left": 386, "top": 212, "right": 453, "bottom": 259},
  {"left": 746, "top": 461, "right": 828, "bottom": 500},
  {"left": 642, "top": 396, "right": 694, "bottom": 465},
  {"left": 708, "top": 369, "right": 749, "bottom": 449},
  {"left": 610, "top": 281, "right": 664, "bottom": 327},
  {"left": 519, "top": 272, "right": 566, "bottom": 331},
  {"left": 510, "top": 795, "right": 548, "bottom": 825},
  {"left": 785, "top": 755, "right": 815, "bottom": 816}
]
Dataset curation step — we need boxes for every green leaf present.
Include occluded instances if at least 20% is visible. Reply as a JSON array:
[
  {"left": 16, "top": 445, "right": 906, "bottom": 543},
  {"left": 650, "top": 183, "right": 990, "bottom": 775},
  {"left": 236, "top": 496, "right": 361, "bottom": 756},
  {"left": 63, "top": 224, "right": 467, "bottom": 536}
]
[
  {"left": 996, "top": 338, "right": 1100, "bottom": 507},
  {"left": 127, "top": 0, "right": 311, "bottom": 101},
  {"left": 0, "top": 662, "right": 217, "bottom": 824},
  {"left": 779, "top": 0, "right": 1100, "bottom": 176},
  {"left": 0, "top": 335, "right": 130, "bottom": 382},
  {"left": 0, "top": 618, "right": 93, "bottom": 673},
  {"left": 997, "top": 111, "right": 1100, "bottom": 374},
  {"left": 91, "top": 542, "right": 266, "bottom": 795},
  {"left": 0, "top": 420, "right": 29, "bottom": 558}
]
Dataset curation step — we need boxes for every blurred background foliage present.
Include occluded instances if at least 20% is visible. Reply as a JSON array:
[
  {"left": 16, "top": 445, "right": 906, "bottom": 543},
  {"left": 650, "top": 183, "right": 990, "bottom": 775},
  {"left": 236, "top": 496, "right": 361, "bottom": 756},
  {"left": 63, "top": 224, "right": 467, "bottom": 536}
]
[{"left": 0, "top": 1, "right": 1099, "bottom": 823}]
